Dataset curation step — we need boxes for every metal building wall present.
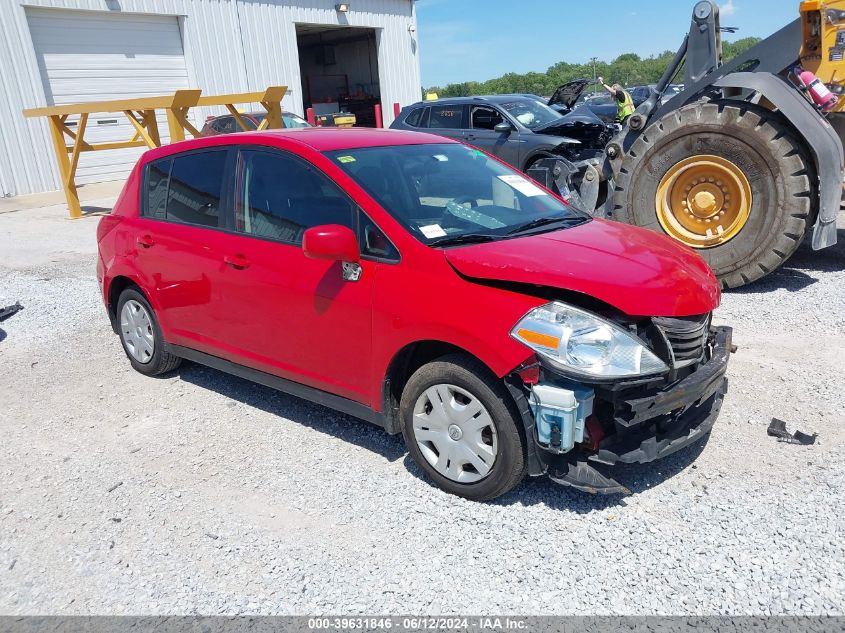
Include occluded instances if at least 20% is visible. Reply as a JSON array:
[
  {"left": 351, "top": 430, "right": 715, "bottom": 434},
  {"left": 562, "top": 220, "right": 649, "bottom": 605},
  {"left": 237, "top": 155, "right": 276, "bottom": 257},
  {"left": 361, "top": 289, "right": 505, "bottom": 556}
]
[{"left": 0, "top": 0, "right": 421, "bottom": 197}]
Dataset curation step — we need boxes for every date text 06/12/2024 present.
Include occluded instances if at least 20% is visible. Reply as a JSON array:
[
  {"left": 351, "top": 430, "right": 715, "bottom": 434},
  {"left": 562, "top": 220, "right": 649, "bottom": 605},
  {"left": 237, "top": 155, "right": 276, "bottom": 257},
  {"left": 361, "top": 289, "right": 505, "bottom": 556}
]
[{"left": 307, "top": 617, "right": 529, "bottom": 630}]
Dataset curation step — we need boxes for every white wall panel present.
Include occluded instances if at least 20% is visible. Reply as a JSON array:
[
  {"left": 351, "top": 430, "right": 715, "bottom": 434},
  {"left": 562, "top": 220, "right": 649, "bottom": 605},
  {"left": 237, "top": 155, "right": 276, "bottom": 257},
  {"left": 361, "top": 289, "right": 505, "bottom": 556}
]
[
  {"left": 27, "top": 8, "right": 191, "bottom": 184},
  {"left": 0, "top": 0, "right": 420, "bottom": 196}
]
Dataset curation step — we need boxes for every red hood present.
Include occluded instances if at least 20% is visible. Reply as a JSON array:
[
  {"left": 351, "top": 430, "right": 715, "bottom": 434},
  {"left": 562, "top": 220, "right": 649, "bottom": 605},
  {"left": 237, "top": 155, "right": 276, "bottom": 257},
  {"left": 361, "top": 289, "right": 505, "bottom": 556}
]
[{"left": 444, "top": 219, "right": 720, "bottom": 317}]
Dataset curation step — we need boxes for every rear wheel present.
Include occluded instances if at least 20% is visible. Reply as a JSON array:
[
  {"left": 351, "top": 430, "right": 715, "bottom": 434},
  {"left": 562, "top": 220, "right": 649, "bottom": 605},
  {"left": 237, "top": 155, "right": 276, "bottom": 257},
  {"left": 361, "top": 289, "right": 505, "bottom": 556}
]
[
  {"left": 400, "top": 354, "right": 526, "bottom": 501},
  {"left": 611, "top": 100, "right": 814, "bottom": 288},
  {"left": 116, "top": 288, "right": 181, "bottom": 376}
]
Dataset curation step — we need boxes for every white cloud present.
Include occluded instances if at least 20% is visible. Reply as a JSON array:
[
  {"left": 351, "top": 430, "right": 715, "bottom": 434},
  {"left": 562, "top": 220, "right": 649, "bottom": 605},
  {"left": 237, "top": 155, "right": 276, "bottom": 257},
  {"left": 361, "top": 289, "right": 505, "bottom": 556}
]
[{"left": 719, "top": 1, "right": 737, "bottom": 17}]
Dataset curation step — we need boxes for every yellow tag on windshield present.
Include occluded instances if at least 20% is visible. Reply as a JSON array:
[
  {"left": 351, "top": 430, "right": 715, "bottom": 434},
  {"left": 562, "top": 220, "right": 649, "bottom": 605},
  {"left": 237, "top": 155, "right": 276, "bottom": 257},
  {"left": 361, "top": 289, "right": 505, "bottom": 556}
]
[{"left": 337, "top": 155, "right": 356, "bottom": 164}]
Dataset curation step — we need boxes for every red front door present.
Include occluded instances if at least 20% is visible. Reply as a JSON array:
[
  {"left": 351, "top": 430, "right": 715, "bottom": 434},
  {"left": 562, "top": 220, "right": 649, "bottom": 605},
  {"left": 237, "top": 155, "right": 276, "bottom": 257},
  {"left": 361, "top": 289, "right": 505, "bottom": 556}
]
[
  {"left": 211, "top": 234, "right": 376, "bottom": 403},
  {"left": 207, "top": 147, "right": 376, "bottom": 404}
]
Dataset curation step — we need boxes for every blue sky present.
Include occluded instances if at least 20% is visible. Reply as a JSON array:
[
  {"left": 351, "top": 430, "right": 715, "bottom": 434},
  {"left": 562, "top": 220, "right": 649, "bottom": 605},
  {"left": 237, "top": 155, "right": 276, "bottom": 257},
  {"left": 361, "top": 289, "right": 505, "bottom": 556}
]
[{"left": 416, "top": 0, "right": 799, "bottom": 87}]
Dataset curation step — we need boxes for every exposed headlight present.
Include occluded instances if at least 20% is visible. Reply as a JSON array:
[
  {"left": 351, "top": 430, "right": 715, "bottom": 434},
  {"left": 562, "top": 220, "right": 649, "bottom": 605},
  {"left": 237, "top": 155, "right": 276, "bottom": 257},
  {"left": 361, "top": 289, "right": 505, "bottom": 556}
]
[{"left": 511, "top": 302, "right": 668, "bottom": 379}]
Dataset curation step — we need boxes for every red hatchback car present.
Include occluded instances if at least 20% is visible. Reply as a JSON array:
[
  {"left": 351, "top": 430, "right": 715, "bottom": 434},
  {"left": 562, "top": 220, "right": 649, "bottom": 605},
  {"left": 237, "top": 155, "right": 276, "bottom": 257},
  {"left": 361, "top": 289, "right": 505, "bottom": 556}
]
[{"left": 97, "top": 128, "right": 731, "bottom": 500}]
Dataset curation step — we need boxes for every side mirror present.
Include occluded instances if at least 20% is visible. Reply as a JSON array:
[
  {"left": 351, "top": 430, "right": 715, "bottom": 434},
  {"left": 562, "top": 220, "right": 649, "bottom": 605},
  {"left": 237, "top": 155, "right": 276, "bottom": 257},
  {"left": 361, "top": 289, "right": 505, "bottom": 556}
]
[
  {"left": 494, "top": 122, "right": 513, "bottom": 134},
  {"left": 303, "top": 224, "right": 360, "bottom": 262}
]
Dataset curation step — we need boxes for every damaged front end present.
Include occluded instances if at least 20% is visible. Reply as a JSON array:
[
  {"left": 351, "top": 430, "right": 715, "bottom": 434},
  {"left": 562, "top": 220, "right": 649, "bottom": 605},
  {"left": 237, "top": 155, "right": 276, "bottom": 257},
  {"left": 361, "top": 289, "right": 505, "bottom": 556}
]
[{"left": 506, "top": 305, "right": 733, "bottom": 494}]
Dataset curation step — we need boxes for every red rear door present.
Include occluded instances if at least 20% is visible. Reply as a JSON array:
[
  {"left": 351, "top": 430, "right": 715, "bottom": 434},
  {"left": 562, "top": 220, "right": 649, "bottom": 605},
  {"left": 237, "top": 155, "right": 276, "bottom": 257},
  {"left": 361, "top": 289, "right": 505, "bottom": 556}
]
[{"left": 132, "top": 148, "right": 235, "bottom": 354}]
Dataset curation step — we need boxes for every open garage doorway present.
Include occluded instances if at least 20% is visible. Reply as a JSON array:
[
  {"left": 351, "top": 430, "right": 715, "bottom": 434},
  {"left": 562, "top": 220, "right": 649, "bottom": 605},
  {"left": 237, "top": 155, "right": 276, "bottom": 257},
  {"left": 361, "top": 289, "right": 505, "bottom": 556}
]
[{"left": 295, "top": 24, "right": 381, "bottom": 127}]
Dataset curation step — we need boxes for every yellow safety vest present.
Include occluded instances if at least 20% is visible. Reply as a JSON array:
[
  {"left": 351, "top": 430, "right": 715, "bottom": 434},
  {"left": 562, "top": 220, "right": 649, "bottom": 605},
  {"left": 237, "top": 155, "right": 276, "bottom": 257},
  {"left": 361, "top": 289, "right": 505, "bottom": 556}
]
[{"left": 617, "top": 90, "right": 635, "bottom": 122}]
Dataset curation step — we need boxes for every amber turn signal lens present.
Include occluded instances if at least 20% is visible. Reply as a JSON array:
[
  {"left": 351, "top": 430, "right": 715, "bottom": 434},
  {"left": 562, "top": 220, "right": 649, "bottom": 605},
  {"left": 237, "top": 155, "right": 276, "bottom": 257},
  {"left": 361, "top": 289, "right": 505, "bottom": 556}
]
[{"left": 516, "top": 328, "right": 559, "bottom": 350}]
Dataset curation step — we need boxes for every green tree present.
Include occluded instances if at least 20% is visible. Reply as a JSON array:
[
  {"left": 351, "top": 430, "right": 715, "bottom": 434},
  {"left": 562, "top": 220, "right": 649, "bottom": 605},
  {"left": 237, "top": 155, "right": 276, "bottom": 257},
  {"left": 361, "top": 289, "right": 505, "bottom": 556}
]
[{"left": 425, "top": 38, "right": 760, "bottom": 99}]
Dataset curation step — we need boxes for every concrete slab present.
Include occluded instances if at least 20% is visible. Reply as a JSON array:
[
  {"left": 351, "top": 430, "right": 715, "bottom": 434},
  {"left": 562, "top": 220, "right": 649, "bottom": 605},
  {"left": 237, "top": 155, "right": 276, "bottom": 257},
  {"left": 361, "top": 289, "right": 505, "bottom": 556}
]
[{"left": 0, "top": 179, "right": 124, "bottom": 215}]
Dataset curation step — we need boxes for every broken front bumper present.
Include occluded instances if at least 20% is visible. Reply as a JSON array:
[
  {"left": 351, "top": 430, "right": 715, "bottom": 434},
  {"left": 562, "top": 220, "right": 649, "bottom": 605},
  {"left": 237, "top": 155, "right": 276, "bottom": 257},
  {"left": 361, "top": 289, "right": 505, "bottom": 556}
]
[
  {"left": 591, "top": 326, "right": 731, "bottom": 466},
  {"left": 542, "top": 326, "right": 732, "bottom": 494}
]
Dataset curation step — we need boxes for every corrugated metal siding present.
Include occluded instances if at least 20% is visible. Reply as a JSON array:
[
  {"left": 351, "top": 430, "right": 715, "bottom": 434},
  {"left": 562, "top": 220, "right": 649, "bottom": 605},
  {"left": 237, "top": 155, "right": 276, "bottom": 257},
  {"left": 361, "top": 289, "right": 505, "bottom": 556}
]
[
  {"left": 1, "top": 0, "right": 420, "bottom": 196},
  {"left": 27, "top": 8, "right": 191, "bottom": 184}
]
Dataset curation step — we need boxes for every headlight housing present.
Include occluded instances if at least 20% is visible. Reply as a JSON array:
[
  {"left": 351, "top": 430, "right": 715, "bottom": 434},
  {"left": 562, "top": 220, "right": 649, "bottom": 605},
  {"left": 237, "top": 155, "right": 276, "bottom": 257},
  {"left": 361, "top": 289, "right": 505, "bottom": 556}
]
[{"left": 511, "top": 302, "right": 668, "bottom": 379}]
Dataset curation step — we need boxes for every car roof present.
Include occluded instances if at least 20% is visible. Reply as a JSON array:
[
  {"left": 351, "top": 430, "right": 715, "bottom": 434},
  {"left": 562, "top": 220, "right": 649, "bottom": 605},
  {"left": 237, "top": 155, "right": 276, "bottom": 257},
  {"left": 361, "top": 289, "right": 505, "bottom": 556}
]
[
  {"left": 208, "top": 110, "right": 299, "bottom": 119},
  {"left": 405, "top": 94, "right": 537, "bottom": 108},
  {"left": 143, "top": 128, "right": 457, "bottom": 161}
]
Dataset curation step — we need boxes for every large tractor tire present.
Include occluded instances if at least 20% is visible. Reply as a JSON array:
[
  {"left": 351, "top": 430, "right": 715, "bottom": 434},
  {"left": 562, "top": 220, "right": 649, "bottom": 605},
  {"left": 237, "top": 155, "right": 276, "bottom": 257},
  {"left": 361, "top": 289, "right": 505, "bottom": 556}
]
[{"left": 611, "top": 100, "right": 815, "bottom": 288}]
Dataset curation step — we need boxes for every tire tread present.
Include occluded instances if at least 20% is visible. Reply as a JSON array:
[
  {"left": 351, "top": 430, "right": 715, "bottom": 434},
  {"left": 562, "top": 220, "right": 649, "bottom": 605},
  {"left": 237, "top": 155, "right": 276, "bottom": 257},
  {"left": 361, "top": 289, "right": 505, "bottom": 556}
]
[{"left": 612, "top": 99, "right": 816, "bottom": 289}]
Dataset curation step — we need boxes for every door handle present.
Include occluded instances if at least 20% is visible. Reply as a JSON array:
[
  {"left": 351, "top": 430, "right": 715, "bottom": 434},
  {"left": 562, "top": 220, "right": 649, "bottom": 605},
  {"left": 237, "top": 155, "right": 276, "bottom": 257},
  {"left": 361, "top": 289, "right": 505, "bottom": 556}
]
[
  {"left": 223, "top": 254, "right": 251, "bottom": 270},
  {"left": 464, "top": 134, "right": 477, "bottom": 141},
  {"left": 136, "top": 234, "right": 154, "bottom": 248}
]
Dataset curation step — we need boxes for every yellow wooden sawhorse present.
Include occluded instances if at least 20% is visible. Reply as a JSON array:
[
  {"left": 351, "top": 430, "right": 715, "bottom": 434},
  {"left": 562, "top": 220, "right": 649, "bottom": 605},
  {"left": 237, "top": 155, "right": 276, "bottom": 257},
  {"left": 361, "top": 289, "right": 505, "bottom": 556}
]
[{"left": 23, "top": 86, "right": 287, "bottom": 218}]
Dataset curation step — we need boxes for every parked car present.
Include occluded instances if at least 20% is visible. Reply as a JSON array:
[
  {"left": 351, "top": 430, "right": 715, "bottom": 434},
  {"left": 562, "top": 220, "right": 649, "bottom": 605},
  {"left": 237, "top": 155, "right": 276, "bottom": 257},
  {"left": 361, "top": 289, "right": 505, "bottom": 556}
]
[
  {"left": 97, "top": 128, "right": 731, "bottom": 501},
  {"left": 201, "top": 110, "right": 311, "bottom": 136},
  {"left": 553, "top": 81, "right": 684, "bottom": 124},
  {"left": 390, "top": 95, "right": 612, "bottom": 172},
  {"left": 543, "top": 79, "right": 651, "bottom": 124}
]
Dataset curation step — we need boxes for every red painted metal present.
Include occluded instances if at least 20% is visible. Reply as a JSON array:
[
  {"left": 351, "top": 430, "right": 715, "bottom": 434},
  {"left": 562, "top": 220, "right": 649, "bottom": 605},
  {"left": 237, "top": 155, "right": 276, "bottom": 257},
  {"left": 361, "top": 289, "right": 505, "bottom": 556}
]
[
  {"left": 306, "top": 108, "right": 315, "bottom": 126},
  {"left": 374, "top": 103, "right": 383, "bottom": 128},
  {"left": 99, "top": 129, "right": 722, "bottom": 412},
  {"left": 443, "top": 219, "right": 720, "bottom": 317},
  {"left": 303, "top": 224, "right": 360, "bottom": 262},
  {"left": 393, "top": 102, "right": 401, "bottom": 119}
]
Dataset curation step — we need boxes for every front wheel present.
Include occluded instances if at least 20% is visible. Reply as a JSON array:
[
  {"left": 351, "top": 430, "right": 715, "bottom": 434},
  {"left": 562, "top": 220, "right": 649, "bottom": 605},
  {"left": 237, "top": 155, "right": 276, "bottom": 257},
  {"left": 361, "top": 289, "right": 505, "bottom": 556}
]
[{"left": 400, "top": 354, "right": 526, "bottom": 501}]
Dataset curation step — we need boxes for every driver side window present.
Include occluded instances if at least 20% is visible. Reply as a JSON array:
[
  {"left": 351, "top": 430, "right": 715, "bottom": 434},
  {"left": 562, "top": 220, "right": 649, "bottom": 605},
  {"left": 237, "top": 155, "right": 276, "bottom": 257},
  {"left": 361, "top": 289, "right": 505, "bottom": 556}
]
[
  {"left": 471, "top": 106, "right": 504, "bottom": 131},
  {"left": 236, "top": 149, "right": 355, "bottom": 245}
]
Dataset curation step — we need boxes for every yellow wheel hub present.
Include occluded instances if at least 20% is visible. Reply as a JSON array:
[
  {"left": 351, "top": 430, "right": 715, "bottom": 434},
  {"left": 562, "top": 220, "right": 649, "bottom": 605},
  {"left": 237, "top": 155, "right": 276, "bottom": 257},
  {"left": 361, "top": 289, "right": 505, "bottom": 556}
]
[{"left": 655, "top": 155, "right": 752, "bottom": 248}]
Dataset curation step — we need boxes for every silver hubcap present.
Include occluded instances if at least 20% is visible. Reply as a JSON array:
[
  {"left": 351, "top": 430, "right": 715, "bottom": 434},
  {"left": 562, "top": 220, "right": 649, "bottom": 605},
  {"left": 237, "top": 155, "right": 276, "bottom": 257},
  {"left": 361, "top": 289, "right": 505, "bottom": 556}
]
[
  {"left": 412, "top": 384, "right": 498, "bottom": 484},
  {"left": 120, "top": 299, "right": 155, "bottom": 364}
]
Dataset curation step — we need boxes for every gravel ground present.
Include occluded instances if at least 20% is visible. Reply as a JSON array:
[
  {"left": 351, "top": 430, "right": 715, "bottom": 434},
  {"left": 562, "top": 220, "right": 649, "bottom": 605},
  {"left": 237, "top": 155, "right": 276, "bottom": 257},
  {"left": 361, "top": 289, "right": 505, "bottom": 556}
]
[{"left": 0, "top": 199, "right": 843, "bottom": 615}]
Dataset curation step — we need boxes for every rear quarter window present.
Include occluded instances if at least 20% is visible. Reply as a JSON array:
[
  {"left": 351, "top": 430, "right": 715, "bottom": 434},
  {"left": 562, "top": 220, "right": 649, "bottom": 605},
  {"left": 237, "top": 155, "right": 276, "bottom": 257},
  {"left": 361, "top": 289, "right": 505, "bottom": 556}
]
[
  {"left": 144, "top": 158, "right": 171, "bottom": 218},
  {"left": 404, "top": 107, "right": 425, "bottom": 127}
]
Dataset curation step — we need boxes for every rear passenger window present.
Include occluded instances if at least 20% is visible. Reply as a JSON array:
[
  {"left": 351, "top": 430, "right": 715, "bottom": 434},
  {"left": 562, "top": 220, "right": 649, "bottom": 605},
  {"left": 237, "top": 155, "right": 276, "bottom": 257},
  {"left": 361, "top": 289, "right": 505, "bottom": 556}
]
[
  {"left": 236, "top": 150, "right": 354, "bottom": 245},
  {"left": 165, "top": 151, "right": 228, "bottom": 228},
  {"left": 427, "top": 105, "right": 465, "bottom": 129}
]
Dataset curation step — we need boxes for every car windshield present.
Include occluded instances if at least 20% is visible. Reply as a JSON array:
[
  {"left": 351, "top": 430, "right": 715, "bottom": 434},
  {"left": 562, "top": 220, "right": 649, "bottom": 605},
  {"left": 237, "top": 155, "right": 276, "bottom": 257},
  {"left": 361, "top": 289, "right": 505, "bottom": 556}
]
[
  {"left": 326, "top": 143, "right": 589, "bottom": 246},
  {"left": 497, "top": 99, "right": 562, "bottom": 130}
]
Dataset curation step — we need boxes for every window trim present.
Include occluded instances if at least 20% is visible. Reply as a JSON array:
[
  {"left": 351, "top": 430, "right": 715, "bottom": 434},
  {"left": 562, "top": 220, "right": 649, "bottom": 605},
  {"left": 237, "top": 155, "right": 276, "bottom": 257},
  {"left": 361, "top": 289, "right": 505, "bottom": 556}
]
[
  {"left": 139, "top": 147, "right": 236, "bottom": 232},
  {"left": 358, "top": 208, "right": 401, "bottom": 264},
  {"left": 404, "top": 106, "right": 425, "bottom": 128},
  {"left": 232, "top": 145, "right": 401, "bottom": 263},
  {"left": 139, "top": 155, "right": 172, "bottom": 221},
  {"left": 138, "top": 144, "right": 401, "bottom": 264},
  {"left": 470, "top": 104, "right": 506, "bottom": 131}
]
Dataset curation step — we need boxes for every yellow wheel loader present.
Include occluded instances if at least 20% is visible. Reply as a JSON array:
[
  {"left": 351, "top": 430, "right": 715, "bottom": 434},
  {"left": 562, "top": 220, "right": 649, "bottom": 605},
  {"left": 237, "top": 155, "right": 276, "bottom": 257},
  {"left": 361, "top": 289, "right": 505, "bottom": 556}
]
[{"left": 531, "top": 0, "right": 845, "bottom": 288}]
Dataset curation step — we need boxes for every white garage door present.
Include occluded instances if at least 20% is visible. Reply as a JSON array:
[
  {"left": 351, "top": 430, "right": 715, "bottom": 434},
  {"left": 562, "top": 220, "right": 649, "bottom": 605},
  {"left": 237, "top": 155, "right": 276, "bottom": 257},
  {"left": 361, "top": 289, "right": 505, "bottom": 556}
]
[{"left": 27, "top": 8, "right": 191, "bottom": 185}]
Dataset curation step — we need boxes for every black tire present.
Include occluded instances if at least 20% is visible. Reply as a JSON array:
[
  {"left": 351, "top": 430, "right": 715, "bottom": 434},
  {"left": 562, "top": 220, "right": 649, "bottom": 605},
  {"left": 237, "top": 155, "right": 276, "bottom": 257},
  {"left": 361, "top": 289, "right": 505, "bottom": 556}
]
[
  {"left": 523, "top": 154, "right": 552, "bottom": 173},
  {"left": 400, "top": 353, "right": 526, "bottom": 501},
  {"left": 612, "top": 100, "right": 814, "bottom": 288},
  {"left": 116, "top": 288, "right": 181, "bottom": 376}
]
